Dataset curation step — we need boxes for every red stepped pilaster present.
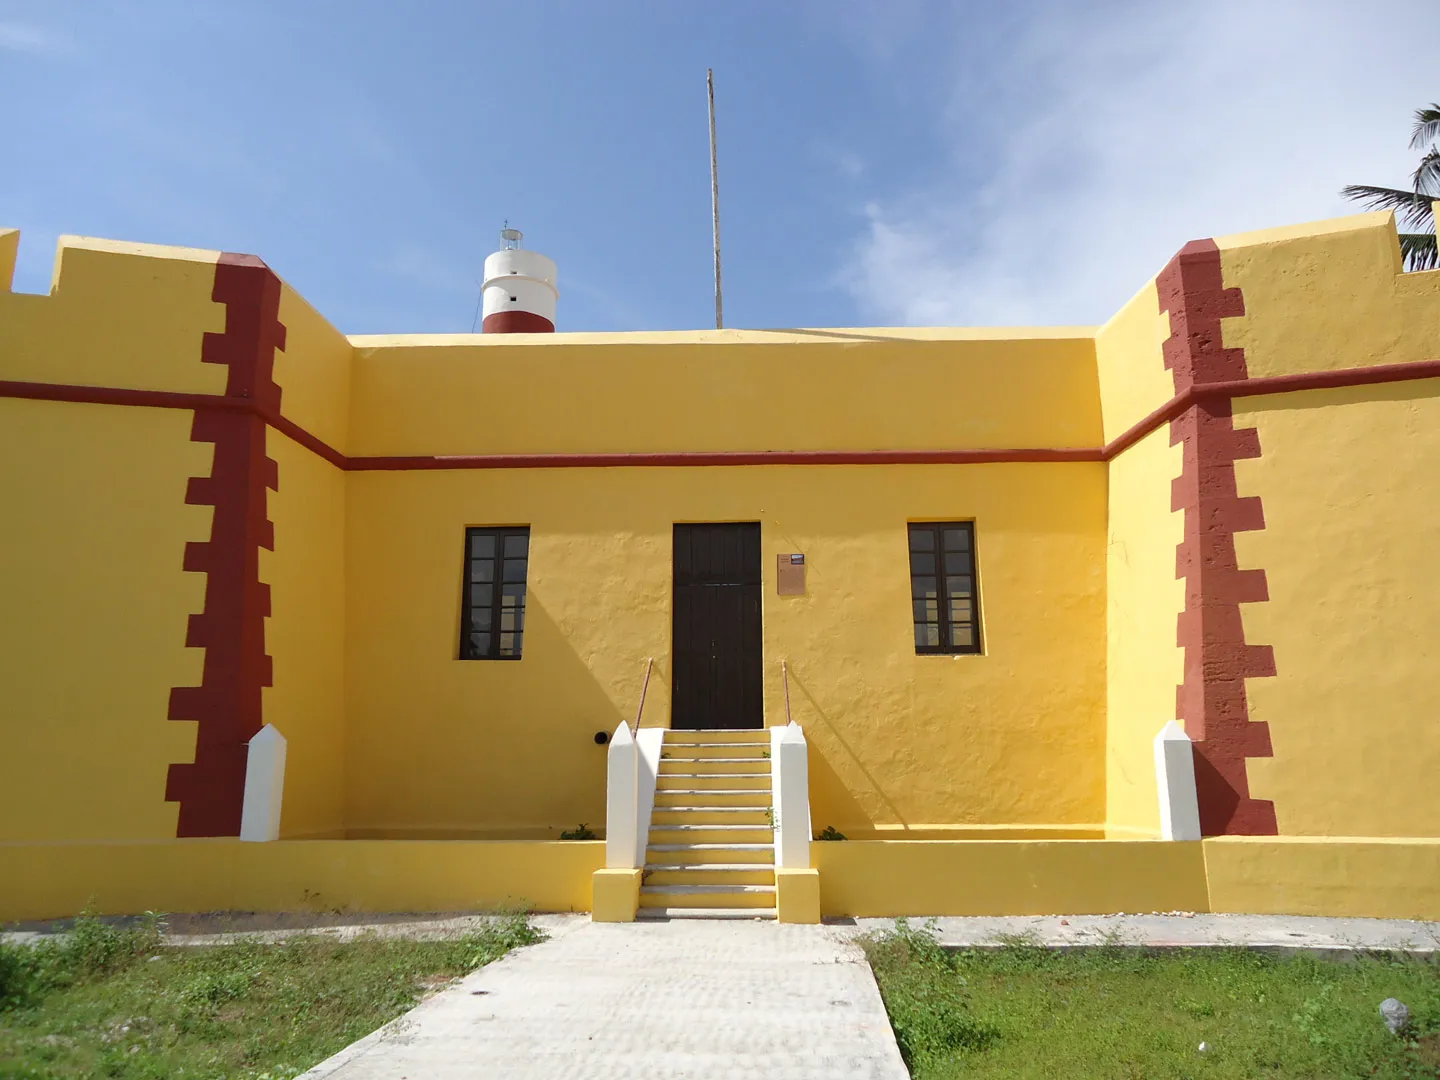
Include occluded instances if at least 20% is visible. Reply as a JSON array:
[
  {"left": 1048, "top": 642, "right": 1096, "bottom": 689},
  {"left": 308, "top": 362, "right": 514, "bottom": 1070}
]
[
  {"left": 1157, "top": 239, "right": 1278, "bottom": 836},
  {"left": 165, "top": 254, "right": 285, "bottom": 837}
]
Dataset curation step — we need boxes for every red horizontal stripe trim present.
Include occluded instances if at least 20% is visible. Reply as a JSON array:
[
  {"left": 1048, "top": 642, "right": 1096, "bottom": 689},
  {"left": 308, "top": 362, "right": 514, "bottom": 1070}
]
[
  {"left": 7, "top": 355, "right": 1440, "bottom": 470},
  {"left": 1210, "top": 357, "right": 1440, "bottom": 399},
  {"left": 0, "top": 378, "right": 350, "bottom": 467},
  {"left": 1099, "top": 357, "right": 1440, "bottom": 458},
  {"left": 269, "top": 411, "right": 348, "bottom": 469},
  {"left": 345, "top": 447, "right": 1104, "bottom": 470},
  {"left": 0, "top": 379, "right": 255, "bottom": 414}
]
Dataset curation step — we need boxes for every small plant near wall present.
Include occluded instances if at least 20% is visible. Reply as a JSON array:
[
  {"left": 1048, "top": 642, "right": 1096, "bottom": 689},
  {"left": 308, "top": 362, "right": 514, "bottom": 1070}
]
[
  {"left": 817, "top": 825, "right": 847, "bottom": 841},
  {"left": 559, "top": 824, "right": 597, "bottom": 840},
  {"left": 764, "top": 807, "right": 776, "bottom": 828}
]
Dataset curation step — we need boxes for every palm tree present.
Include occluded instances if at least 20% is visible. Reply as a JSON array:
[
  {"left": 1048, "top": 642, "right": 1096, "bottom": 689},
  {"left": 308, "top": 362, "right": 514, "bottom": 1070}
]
[{"left": 1341, "top": 104, "right": 1440, "bottom": 271}]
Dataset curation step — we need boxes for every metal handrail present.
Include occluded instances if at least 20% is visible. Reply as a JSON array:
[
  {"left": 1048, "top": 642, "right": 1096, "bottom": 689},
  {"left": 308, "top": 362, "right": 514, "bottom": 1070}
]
[
  {"left": 781, "top": 659, "right": 793, "bottom": 726},
  {"left": 631, "top": 657, "right": 654, "bottom": 734}
]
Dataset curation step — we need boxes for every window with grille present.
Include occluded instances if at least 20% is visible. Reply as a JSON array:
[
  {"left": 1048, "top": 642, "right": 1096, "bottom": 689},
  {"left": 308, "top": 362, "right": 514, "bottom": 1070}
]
[
  {"left": 908, "top": 522, "right": 981, "bottom": 654},
  {"left": 459, "top": 527, "right": 530, "bottom": 660}
]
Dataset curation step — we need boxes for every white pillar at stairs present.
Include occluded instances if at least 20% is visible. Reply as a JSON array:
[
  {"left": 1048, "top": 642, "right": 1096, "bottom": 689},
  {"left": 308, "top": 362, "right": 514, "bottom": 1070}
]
[{"left": 1154, "top": 720, "right": 1202, "bottom": 841}]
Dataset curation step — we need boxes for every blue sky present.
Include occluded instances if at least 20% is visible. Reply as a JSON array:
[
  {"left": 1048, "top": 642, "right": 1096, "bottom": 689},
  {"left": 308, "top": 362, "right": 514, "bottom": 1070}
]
[{"left": 1, "top": 1, "right": 1433, "bottom": 333}]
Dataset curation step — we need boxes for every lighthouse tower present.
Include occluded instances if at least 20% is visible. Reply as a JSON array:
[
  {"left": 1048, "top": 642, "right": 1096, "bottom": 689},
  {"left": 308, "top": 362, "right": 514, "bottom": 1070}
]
[{"left": 481, "top": 228, "right": 558, "bottom": 333}]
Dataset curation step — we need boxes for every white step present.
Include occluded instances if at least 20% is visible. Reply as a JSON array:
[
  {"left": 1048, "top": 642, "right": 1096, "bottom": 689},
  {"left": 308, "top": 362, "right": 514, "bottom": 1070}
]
[
  {"left": 636, "top": 907, "right": 776, "bottom": 921},
  {"left": 647, "top": 843, "right": 774, "bottom": 853},
  {"left": 656, "top": 806, "right": 771, "bottom": 814},
  {"left": 664, "top": 757, "right": 769, "bottom": 763},
  {"left": 657, "top": 789, "right": 771, "bottom": 796},
  {"left": 641, "top": 884, "right": 776, "bottom": 896},
  {"left": 645, "top": 863, "right": 775, "bottom": 872},
  {"left": 658, "top": 774, "right": 771, "bottom": 781}
]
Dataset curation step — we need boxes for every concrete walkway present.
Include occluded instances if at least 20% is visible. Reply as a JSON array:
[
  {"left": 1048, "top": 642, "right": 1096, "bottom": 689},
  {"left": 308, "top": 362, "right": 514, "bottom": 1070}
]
[
  {"left": 297, "top": 919, "right": 908, "bottom": 1080},
  {"left": 848, "top": 912, "right": 1440, "bottom": 955}
]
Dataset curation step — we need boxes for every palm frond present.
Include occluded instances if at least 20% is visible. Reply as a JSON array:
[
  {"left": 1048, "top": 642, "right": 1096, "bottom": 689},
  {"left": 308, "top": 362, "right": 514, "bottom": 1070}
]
[
  {"left": 1412, "top": 150, "right": 1440, "bottom": 198},
  {"left": 1340, "top": 183, "right": 1437, "bottom": 230},
  {"left": 1409, "top": 104, "right": 1440, "bottom": 151},
  {"left": 1399, "top": 232, "right": 1439, "bottom": 272}
]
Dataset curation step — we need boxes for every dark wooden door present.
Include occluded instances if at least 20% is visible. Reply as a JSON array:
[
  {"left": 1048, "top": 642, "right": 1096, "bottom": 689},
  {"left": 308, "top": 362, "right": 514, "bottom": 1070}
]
[{"left": 672, "top": 523, "right": 763, "bottom": 730}]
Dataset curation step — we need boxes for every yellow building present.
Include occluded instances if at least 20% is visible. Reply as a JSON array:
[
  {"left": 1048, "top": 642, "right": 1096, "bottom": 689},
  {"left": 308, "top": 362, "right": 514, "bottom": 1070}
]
[{"left": 2, "top": 211, "right": 1439, "bottom": 923}]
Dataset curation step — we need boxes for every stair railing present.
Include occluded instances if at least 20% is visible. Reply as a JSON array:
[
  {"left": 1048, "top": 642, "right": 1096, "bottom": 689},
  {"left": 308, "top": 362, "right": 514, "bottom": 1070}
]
[
  {"left": 631, "top": 656, "right": 653, "bottom": 735},
  {"left": 781, "top": 659, "right": 793, "bottom": 726}
]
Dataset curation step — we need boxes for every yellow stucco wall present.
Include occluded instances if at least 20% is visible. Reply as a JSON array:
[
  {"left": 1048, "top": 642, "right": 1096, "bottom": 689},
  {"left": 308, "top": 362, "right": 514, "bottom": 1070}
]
[
  {"left": 0, "top": 235, "right": 228, "bottom": 841},
  {"left": 0, "top": 235, "right": 226, "bottom": 394},
  {"left": 0, "top": 399, "right": 208, "bottom": 840},
  {"left": 1094, "top": 280, "right": 1172, "bottom": 443},
  {"left": 0, "top": 228, "right": 18, "bottom": 289},
  {"left": 1102, "top": 428, "right": 1184, "bottom": 836},
  {"left": 346, "top": 331, "right": 1101, "bottom": 456},
  {"left": 262, "top": 429, "right": 348, "bottom": 839},
  {"left": 275, "top": 281, "right": 353, "bottom": 454},
  {"left": 257, "top": 282, "right": 354, "bottom": 839},
  {"left": 0, "top": 840, "right": 604, "bottom": 921},
  {"left": 7, "top": 212, "right": 1440, "bottom": 928},
  {"left": 344, "top": 462, "right": 1107, "bottom": 838},
  {"left": 1095, "top": 281, "right": 1184, "bottom": 836},
  {"left": 1208, "top": 218, "right": 1440, "bottom": 838},
  {"left": 1218, "top": 212, "right": 1440, "bottom": 379},
  {"left": 813, "top": 840, "right": 1210, "bottom": 917},
  {"left": 8, "top": 836, "right": 1439, "bottom": 921},
  {"left": 1205, "top": 838, "right": 1440, "bottom": 920},
  {"left": 1231, "top": 382, "right": 1440, "bottom": 836}
]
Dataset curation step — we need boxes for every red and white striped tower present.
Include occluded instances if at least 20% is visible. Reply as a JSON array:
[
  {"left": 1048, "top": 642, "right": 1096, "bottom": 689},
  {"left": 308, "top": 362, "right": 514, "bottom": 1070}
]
[{"left": 481, "top": 228, "right": 558, "bottom": 333}]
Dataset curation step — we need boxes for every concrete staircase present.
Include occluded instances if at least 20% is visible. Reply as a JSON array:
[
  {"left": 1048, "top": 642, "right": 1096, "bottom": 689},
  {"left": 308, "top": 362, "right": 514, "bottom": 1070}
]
[{"left": 638, "top": 729, "right": 776, "bottom": 920}]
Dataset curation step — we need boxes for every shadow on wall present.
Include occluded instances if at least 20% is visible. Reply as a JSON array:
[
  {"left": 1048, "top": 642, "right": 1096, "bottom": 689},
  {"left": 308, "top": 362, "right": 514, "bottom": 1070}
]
[
  {"left": 344, "top": 595, "right": 628, "bottom": 840},
  {"left": 787, "top": 667, "right": 892, "bottom": 839}
]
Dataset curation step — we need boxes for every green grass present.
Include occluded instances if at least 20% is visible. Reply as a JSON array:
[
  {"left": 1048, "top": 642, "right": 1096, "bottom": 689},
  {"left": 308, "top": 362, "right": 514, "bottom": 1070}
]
[
  {"left": 0, "top": 912, "right": 544, "bottom": 1080},
  {"left": 861, "top": 919, "right": 1440, "bottom": 1079}
]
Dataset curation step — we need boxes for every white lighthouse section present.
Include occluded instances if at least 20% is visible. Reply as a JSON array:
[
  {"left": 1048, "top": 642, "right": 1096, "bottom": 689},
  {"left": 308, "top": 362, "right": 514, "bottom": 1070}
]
[{"left": 481, "top": 228, "right": 558, "bottom": 333}]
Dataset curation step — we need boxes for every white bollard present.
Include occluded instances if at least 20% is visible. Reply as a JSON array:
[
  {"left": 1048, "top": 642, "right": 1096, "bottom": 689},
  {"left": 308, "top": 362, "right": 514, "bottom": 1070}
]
[
  {"left": 773, "top": 722, "right": 812, "bottom": 869},
  {"left": 605, "top": 722, "right": 639, "bottom": 869},
  {"left": 239, "top": 724, "right": 286, "bottom": 842},
  {"left": 1154, "top": 720, "right": 1202, "bottom": 841}
]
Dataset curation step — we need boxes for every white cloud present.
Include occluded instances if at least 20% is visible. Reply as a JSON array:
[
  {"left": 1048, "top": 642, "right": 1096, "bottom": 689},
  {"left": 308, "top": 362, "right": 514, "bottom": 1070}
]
[
  {"left": 0, "top": 20, "right": 60, "bottom": 54},
  {"left": 844, "top": 0, "right": 1436, "bottom": 326}
]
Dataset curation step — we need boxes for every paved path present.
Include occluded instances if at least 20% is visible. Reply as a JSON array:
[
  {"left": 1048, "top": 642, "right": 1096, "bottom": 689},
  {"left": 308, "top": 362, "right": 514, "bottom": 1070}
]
[
  {"left": 297, "top": 919, "right": 908, "bottom": 1080},
  {"left": 849, "top": 913, "right": 1440, "bottom": 955}
]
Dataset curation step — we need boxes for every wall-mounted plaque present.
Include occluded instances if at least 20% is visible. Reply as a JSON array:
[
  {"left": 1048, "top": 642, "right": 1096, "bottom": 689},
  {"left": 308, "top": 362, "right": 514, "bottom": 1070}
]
[{"left": 777, "top": 553, "right": 806, "bottom": 596}]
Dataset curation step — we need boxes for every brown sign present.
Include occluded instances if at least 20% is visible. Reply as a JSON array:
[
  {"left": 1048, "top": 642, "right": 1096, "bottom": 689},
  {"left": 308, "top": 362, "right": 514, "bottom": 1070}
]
[{"left": 777, "top": 553, "right": 806, "bottom": 596}]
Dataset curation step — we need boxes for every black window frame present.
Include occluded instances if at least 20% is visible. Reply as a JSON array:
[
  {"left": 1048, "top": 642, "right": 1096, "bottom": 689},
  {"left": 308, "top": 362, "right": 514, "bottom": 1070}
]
[
  {"left": 459, "top": 526, "right": 531, "bottom": 660},
  {"left": 907, "top": 521, "right": 982, "bottom": 655}
]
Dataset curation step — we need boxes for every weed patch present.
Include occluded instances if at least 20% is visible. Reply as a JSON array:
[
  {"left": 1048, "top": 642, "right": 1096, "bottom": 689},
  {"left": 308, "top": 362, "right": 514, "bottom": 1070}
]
[
  {"left": 860, "top": 919, "right": 997, "bottom": 1070},
  {"left": 861, "top": 921, "right": 1440, "bottom": 1079},
  {"left": 0, "top": 912, "right": 543, "bottom": 1079}
]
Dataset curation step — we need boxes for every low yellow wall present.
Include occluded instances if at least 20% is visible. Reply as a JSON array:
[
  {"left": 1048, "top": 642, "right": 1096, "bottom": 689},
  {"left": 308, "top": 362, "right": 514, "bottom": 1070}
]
[
  {"left": 812, "top": 840, "right": 1210, "bottom": 917},
  {"left": 7, "top": 838, "right": 1439, "bottom": 923},
  {"left": 1204, "top": 837, "right": 1440, "bottom": 921},
  {"left": 0, "top": 840, "right": 604, "bottom": 922}
]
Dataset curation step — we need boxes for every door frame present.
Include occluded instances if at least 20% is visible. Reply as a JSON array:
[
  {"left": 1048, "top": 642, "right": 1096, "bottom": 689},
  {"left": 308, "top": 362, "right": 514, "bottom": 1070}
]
[{"left": 670, "top": 521, "right": 764, "bottom": 730}]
